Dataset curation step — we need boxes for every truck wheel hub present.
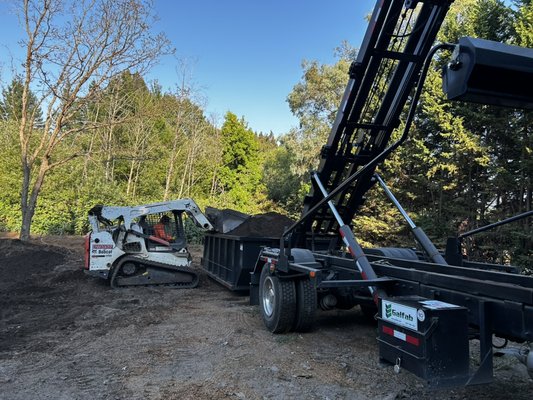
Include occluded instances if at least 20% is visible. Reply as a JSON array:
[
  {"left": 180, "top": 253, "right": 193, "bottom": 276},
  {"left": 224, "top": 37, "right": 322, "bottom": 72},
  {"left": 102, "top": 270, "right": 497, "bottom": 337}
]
[{"left": 262, "top": 276, "right": 275, "bottom": 317}]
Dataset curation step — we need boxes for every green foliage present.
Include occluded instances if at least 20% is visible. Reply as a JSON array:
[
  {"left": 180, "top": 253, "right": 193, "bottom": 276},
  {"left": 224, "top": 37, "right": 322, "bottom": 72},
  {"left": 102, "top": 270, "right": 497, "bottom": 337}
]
[
  {"left": 263, "top": 145, "right": 304, "bottom": 217},
  {"left": 0, "top": 120, "right": 22, "bottom": 231},
  {"left": 0, "top": 77, "right": 43, "bottom": 123},
  {"left": 0, "top": 69, "right": 277, "bottom": 235},
  {"left": 439, "top": 0, "right": 513, "bottom": 42},
  {"left": 409, "top": 0, "right": 532, "bottom": 266},
  {"left": 353, "top": 192, "right": 408, "bottom": 248},
  {"left": 287, "top": 59, "right": 351, "bottom": 125},
  {"left": 217, "top": 112, "right": 264, "bottom": 212},
  {"left": 515, "top": 2, "right": 533, "bottom": 46},
  {"left": 183, "top": 217, "right": 205, "bottom": 245},
  {"left": 396, "top": 66, "right": 490, "bottom": 239}
]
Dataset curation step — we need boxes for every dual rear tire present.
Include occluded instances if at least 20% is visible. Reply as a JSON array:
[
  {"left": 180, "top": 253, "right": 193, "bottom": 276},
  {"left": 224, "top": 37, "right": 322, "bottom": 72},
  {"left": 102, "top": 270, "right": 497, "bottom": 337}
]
[{"left": 259, "top": 264, "right": 316, "bottom": 333}]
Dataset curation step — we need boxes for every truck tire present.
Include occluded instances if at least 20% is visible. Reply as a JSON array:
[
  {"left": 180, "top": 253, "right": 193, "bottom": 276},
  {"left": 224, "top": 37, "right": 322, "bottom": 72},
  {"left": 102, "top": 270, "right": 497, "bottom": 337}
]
[
  {"left": 259, "top": 264, "right": 296, "bottom": 333},
  {"left": 293, "top": 278, "right": 317, "bottom": 332}
]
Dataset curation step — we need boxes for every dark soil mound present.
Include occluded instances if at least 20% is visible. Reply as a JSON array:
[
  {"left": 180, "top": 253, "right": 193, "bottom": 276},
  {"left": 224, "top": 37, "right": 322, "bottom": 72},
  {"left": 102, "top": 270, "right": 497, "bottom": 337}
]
[
  {"left": 0, "top": 239, "right": 66, "bottom": 286},
  {"left": 227, "top": 212, "right": 294, "bottom": 237},
  {"left": 0, "top": 239, "right": 79, "bottom": 353}
]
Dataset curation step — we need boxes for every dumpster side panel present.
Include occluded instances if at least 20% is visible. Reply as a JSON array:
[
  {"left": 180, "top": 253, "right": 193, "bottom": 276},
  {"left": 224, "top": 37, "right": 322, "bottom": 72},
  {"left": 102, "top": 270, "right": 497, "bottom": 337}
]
[{"left": 201, "top": 232, "right": 279, "bottom": 291}]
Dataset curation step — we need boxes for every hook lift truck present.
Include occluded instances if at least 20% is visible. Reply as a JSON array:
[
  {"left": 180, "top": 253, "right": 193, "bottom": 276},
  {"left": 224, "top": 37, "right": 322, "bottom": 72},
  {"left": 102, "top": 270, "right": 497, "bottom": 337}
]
[{"left": 202, "top": 0, "right": 533, "bottom": 388}]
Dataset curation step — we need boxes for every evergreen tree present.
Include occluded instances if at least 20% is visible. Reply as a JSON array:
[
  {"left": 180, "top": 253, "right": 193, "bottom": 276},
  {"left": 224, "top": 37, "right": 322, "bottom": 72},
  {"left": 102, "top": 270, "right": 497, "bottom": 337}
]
[
  {"left": 515, "top": 1, "right": 533, "bottom": 46},
  {"left": 217, "top": 112, "right": 263, "bottom": 211},
  {"left": 403, "top": 0, "right": 532, "bottom": 265},
  {"left": 0, "top": 78, "right": 42, "bottom": 123}
]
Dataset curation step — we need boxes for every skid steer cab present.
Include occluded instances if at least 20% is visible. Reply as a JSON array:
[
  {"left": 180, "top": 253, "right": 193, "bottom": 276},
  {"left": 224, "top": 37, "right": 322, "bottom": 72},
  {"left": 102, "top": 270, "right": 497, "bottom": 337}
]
[{"left": 84, "top": 199, "right": 214, "bottom": 288}]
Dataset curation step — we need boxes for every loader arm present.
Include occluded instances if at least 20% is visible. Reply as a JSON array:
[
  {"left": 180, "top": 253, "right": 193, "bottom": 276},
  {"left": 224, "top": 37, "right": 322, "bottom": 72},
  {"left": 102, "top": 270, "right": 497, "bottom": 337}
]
[{"left": 90, "top": 199, "right": 214, "bottom": 231}]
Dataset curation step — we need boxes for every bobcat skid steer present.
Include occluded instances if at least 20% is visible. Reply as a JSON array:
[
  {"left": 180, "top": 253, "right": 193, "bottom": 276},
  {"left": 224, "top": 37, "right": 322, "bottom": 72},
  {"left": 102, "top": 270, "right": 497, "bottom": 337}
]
[{"left": 84, "top": 199, "right": 213, "bottom": 288}]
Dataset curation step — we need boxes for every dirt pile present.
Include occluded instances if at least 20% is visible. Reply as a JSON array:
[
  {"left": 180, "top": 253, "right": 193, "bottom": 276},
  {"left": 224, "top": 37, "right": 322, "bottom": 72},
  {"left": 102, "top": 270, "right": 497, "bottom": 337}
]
[
  {"left": 226, "top": 212, "right": 295, "bottom": 237},
  {"left": 0, "top": 239, "right": 66, "bottom": 286}
]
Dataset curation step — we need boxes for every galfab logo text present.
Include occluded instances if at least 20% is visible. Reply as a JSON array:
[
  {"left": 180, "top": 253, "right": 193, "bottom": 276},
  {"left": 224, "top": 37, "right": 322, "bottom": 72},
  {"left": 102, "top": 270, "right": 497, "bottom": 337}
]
[{"left": 382, "top": 300, "right": 418, "bottom": 330}]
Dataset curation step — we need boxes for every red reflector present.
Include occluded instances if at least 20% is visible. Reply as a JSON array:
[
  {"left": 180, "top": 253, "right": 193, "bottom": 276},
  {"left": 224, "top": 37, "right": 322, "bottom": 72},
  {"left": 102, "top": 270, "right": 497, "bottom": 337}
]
[
  {"left": 406, "top": 335, "right": 420, "bottom": 346},
  {"left": 383, "top": 326, "right": 394, "bottom": 336},
  {"left": 382, "top": 325, "right": 420, "bottom": 346}
]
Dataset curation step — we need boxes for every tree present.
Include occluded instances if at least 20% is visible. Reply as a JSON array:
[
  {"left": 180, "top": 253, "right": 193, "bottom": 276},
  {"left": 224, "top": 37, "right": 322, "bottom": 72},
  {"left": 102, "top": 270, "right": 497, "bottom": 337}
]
[
  {"left": 0, "top": 77, "right": 42, "bottom": 123},
  {"left": 515, "top": 1, "right": 533, "bottom": 47},
  {"left": 217, "top": 112, "right": 262, "bottom": 211},
  {"left": 263, "top": 139, "right": 311, "bottom": 217},
  {"left": 400, "top": 0, "right": 532, "bottom": 264},
  {"left": 0, "top": 118, "right": 21, "bottom": 232},
  {"left": 13, "top": 0, "right": 171, "bottom": 240}
]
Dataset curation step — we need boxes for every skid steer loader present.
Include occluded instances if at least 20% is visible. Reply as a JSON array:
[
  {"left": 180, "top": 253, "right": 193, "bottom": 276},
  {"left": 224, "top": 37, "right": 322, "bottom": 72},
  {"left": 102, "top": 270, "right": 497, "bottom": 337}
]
[{"left": 84, "top": 199, "right": 214, "bottom": 288}]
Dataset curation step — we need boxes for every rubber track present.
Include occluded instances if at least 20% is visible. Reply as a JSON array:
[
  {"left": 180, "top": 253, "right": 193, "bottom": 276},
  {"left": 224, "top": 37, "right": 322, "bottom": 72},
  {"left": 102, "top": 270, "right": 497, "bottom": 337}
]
[{"left": 110, "top": 255, "right": 199, "bottom": 289}]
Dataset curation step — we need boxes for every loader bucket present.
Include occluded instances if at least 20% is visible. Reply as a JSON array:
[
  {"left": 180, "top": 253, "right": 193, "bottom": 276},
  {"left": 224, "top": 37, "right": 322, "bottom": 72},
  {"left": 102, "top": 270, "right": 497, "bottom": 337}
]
[{"left": 205, "top": 207, "right": 250, "bottom": 234}]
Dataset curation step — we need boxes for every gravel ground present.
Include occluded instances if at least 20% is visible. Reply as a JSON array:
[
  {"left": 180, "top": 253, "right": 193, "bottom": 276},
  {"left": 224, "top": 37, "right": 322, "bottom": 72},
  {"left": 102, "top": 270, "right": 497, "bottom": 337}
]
[{"left": 0, "top": 236, "right": 532, "bottom": 399}]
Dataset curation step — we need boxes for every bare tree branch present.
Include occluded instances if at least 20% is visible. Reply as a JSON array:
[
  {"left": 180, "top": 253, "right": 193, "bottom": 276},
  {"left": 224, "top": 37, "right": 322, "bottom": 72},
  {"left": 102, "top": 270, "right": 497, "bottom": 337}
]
[{"left": 16, "top": 0, "right": 173, "bottom": 240}]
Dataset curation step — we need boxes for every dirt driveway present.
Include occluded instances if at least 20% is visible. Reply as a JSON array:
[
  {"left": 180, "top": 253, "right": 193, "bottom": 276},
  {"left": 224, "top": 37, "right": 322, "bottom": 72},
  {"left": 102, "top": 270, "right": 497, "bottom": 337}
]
[{"left": 0, "top": 236, "right": 532, "bottom": 399}]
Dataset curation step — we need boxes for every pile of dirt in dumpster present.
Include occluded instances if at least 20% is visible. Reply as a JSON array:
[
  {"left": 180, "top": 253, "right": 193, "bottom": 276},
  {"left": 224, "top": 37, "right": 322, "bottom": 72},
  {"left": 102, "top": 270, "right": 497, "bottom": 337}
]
[{"left": 226, "top": 212, "right": 295, "bottom": 237}]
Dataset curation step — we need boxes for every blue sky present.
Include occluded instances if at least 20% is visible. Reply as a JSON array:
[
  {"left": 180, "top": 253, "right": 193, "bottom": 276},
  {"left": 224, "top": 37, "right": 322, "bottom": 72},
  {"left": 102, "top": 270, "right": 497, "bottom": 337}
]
[
  {"left": 0, "top": 0, "right": 373, "bottom": 135},
  {"left": 149, "top": 1, "right": 376, "bottom": 135}
]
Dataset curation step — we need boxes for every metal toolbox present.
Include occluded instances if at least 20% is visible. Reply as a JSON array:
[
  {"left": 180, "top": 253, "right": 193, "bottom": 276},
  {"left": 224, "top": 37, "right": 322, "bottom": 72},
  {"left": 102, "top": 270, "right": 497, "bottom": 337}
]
[{"left": 377, "top": 296, "right": 469, "bottom": 387}]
